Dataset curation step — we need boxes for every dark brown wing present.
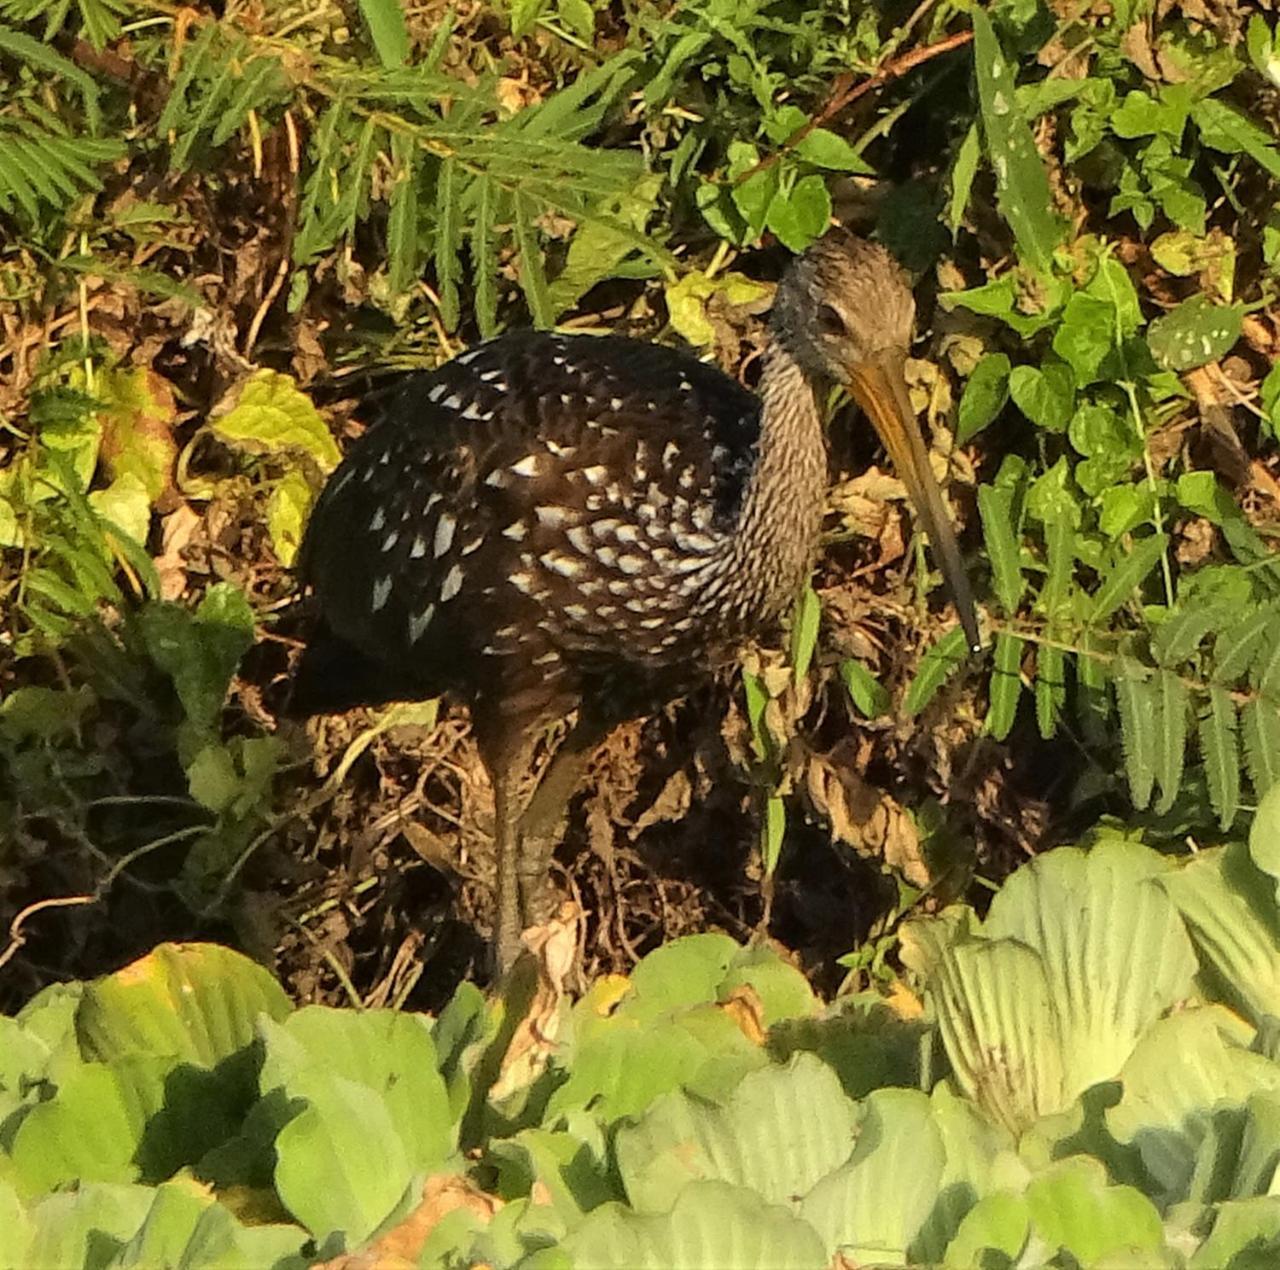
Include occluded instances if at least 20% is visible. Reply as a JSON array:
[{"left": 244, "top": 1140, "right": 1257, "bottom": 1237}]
[{"left": 296, "top": 331, "right": 761, "bottom": 708}]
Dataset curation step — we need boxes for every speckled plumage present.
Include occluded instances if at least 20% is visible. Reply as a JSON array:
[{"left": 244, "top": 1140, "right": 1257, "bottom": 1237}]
[
  {"left": 297, "top": 330, "right": 824, "bottom": 731},
  {"left": 292, "top": 231, "right": 977, "bottom": 971}
]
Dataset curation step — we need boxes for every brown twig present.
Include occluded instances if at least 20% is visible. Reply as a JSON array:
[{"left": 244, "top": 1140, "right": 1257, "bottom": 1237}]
[{"left": 732, "top": 29, "right": 974, "bottom": 189}]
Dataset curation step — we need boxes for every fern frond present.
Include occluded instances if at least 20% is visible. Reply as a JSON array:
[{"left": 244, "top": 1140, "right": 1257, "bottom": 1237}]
[
  {"left": 978, "top": 485, "right": 1023, "bottom": 615},
  {"left": 1035, "top": 645, "right": 1065, "bottom": 740},
  {"left": 1153, "top": 670, "right": 1189, "bottom": 815},
  {"left": 904, "top": 627, "right": 969, "bottom": 717},
  {"left": 986, "top": 632, "right": 1023, "bottom": 741},
  {"left": 0, "top": 109, "right": 123, "bottom": 221},
  {"left": 1090, "top": 535, "right": 1166, "bottom": 624},
  {"left": 1153, "top": 606, "right": 1226, "bottom": 668},
  {"left": 512, "top": 189, "right": 554, "bottom": 328},
  {"left": 434, "top": 156, "right": 462, "bottom": 329},
  {"left": 386, "top": 132, "right": 420, "bottom": 296},
  {"left": 1200, "top": 684, "right": 1240, "bottom": 830},
  {"left": 1243, "top": 698, "right": 1280, "bottom": 802},
  {"left": 470, "top": 174, "right": 500, "bottom": 338},
  {"left": 1115, "top": 657, "right": 1156, "bottom": 810},
  {"left": 1213, "top": 607, "right": 1273, "bottom": 683}
]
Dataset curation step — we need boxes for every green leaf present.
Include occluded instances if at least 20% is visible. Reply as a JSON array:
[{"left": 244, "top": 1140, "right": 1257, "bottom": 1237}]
[
  {"left": 1148, "top": 295, "right": 1243, "bottom": 371},
  {"left": 358, "top": 0, "right": 409, "bottom": 67},
  {"left": 434, "top": 156, "right": 462, "bottom": 330},
  {"left": 77, "top": 942, "right": 292, "bottom": 1067},
  {"left": 1154, "top": 669, "right": 1189, "bottom": 815},
  {"left": 986, "top": 632, "right": 1024, "bottom": 741},
  {"left": 956, "top": 353, "right": 1011, "bottom": 444},
  {"left": 1162, "top": 842, "right": 1280, "bottom": 1026},
  {"left": 260, "top": 1008, "right": 456, "bottom": 1244},
  {"left": 1051, "top": 293, "right": 1115, "bottom": 385},
  {"left": 1024, "top": 1158, "right": 1164, "bottom": 1264},
  {"left": 765, "top": 174, "right": 831, "bottom": 253},
  {"left": 800, "top": 1089, "right": 945, "bottom": 1263},
  {"left": 1243, "top": 699, "right": 1280, "bottom": 802},
  {"left": 1089, "top": 535, "right": 1167, "bottom": 623},
  {"left": 794, "top": 128, "right": 871, "bottom": 173},
  {"left": 1115, "top": 657, "right": 1157, "bottom": 810},
  {"left": 946, "top": 123, "right": 980, "bottom": 232},
  {"left": 560, "top": 1180, "right": 826, "bottom": 1270},
  {"left": 903, "top": 627, "right": 969, "bottom": 717},
  {"left": 386, "top": 133, "right": 420, "bottom": 296},
  {"left": 840, "top": 660, "right": 890, "bottom": 720},
  {"left": 971, "top": 10, "right": 1062, "bottom": 270},
  {"left": 1106, "top": 1006, "right": 1280, "bottom": 1205},
  {"left": 1201, "top": 684, "right": 1241, "bottom": 829},
  {"left": 1192, "top": 97, "right": 1280, "bottom": 179},
  {"left": 615, "top": 1054, "right": 857, "bottom": 1215},
  {"left": 1035, "top": 645, "right": 1065, "bottom": 740},
  {"left": 210, "top": 370, "right": 341, "bottom": 473},
  {"left": 761, "top": 793, "right": 785, "bottom": 877},
  {"left": 513, "top": 190, "right": 554, "bottom": 328},
  {"left": 789, "top": 585, "right": 821, "bottom": 683},
  {"left": 1008, "top": 361, "right": 1075, "bottom": 432}
]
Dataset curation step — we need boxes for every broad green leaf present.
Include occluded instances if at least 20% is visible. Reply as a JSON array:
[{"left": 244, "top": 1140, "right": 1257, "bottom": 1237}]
[
  {"left": 800, "top": 1089, "right": 945, "bottom": 1265},
  {"left": 794, "top": 128, "right": 870, "bottom": 173},
  {"left": 1051, "top": 293, "right": 1115, "bottom": 385},
  {"left": 765, "top": 174, "right": 831, "bottom": 254},
  {"left": 840, "top": 659, "right": 891, "bottom": 719},
  {"left": 108, "top": 1178, "right": 306, "bottom": 1269},
  {"left": 1162, "top": 842, "right": 1280, "bottom": 1025},
  {"left": 957, "top": 353, "right": 1011, "bottom": 444},
  {"left": 1024, "top": 1157, "right": 1163, "bottom": 1263},
  {"left": 1008, "top": 361, "right": 1074, "bottom": 432},
  {"left": 616, "top": 1054, "right": 857, "bottom": 1214},
  {"left": 210, "top": 371, "right": 341, "bottom": 473},
  {"left": 983, "top": 841, "right": 1196, "bottom": 1099},
  {"left": 272, "top": 1073, "right": 415, "bottom": 1245},
  {"left": 904, "top": 627, "right": 969, "bottom": 717},
  {"left": 77, "top": 942, "right": 291, "bottom": 1068},
  {"left": 1193, "top": 98, "right": 1280, "bottom": 178},
  {"left": 560, "top": 1180, "right": 826, "bottom": 1270},
  {"left": 89, "top": 474, "right": 151, "bottom": 547},
  {"left": 1148, "top": 295, "right": 1243, "bottom": 370},
  {"left": 1191, "top": 1195, "right": 1280, "bottom": 1267},
  {"left": 135, "top": 588, "right": 257, "bottom": 732},
  {"left": 971, "top": 11, "right": 1061, "bottom": 269},
  {"left": 259, "top": 1007, "right": 455, "bottom": 1176},
  {"left": 23, "top": 1184, "right": 156, "bottom": 1270},
  {"left": 1107, "top": 1006, "right": 1280, "bottom": 1205}
]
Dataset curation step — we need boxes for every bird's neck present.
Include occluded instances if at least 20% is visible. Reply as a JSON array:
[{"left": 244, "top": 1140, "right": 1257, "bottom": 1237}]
[{"left": 727, "top": 343, "right": 828, "bottom": 620}]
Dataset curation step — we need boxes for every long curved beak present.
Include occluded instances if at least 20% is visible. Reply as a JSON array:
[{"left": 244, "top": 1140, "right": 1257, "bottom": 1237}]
[{"left": 847, "top": 352, "right": 982, "bottom": 653}]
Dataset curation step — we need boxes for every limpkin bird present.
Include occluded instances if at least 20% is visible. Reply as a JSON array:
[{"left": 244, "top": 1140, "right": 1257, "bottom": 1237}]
[{"left": 291, "top": 229, "right": 980, "bottom": 971}]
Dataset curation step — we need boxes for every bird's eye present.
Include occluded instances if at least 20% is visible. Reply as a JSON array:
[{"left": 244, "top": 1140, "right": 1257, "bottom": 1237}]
[{"left": 815, "top": 303, "right": 845, "bottom": 337}]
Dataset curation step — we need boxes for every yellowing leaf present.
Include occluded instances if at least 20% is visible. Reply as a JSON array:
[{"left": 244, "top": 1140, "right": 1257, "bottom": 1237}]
[
  {"left": 267, "top": 467, "right": 315, "bottom": 567},
  {"left": 88, "top": 473, "right": 151, "bottom": 547},
  {"left": 211, "top": 370, "right": 341, "bottom": 473},
  {"left": 95, "top": 367, "right": 178, "bottom": 501}
]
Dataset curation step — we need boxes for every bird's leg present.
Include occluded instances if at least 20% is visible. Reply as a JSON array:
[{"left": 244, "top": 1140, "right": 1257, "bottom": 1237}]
[
  {"left": 515, "top": 716, "right": 609, "bottom": 930},
  {"left": 474, "top": 722, "right": 545, "bottom": 974}
]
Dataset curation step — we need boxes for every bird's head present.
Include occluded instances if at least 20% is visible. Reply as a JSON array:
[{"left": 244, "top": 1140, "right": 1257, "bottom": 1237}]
[{"left": 773, "top": 228, "right": 981, "bottom": 653}]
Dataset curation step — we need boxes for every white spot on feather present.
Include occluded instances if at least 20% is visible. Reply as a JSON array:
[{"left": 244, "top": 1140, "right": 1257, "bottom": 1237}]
[
  {"left": 441, "top": 564, "right": 464, "bottom": 601},
  {"left": 433, "top": 514, "right": 456, "bottom": 557},
  {"left": 408, "top": 604, "right": 434, "bottom": 642},
  {"left": 371, "top": 576, "right": 392, "bottom": 611}
]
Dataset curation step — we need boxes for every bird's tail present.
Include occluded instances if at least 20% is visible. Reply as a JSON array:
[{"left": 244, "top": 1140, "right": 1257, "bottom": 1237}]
[{"left": 283, "top": 623, "right": 419, "bottom": 717}]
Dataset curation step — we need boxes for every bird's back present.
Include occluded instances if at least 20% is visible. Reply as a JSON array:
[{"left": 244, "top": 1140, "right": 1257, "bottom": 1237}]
[{"left": 293, "top": 330, "right": 768, "bottom": 718}]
